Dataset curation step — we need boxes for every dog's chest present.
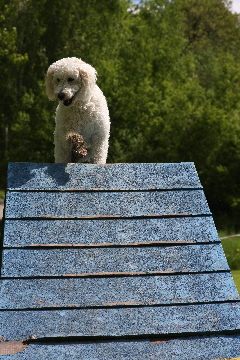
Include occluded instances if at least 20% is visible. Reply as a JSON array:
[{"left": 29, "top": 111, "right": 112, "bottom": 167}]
[{"left": 56, "top": 104, "right": 95, "bottom": 140}]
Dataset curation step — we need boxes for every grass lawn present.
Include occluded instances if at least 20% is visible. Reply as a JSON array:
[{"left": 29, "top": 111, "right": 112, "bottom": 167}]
[
  {"left": 219, "top": 234, "right": 240, "bottom": 294},
  {"left": 220, "top": 236, "right": 240, "bottom": 272},
  {"left": 231, "top": 270, "right": 240, "bottom": 294}
]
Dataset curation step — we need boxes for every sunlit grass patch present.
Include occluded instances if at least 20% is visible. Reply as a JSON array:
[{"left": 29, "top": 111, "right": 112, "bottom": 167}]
[
  {"left": 220, "top": 236, "right": 240, "bottom": 270},
  {"left": 231, "top": 270, "right": 240, "bottom": 294}
]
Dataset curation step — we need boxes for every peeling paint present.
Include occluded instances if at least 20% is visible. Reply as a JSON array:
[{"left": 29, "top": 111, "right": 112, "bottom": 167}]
[
  {"left": 102, "top": 301, "right": 159, "bottom": 306},
  {"left": 161, "top": 213, "right": 189, "bottom": 217},
  {"left": 36, "top": 300, "right": 46, "bottom": 306},
  {"left": 62, "top": 270, "right": 181, "bottom": 277},
  {"left": 64, "top": 271, "right": 148, "bottom": 277},
  {"left": 150, "top": 337, "right": 176, "bottom": 344},
  {"left": 103, "top": 301, "right": 142, "bottom": 306},
  {"left": 213, "top": 358, "right": 240, "bottom": 360},
  {"left": 0, "top": 340, "right": 28, "bottom": 355}
]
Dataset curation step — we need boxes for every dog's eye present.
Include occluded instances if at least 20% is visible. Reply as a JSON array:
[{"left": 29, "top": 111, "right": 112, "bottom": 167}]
[
  {"left": 57, "top": 78, "right": 60, "bottom": 82},
  {"left": 68, "top": 77, "right": 74, "bottom": 82}
]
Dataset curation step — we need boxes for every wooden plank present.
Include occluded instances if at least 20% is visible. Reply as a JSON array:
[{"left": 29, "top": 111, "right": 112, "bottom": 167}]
[
  {"left": 0, "top": 273, "right": 238, "bottom": 309},
  {"left": 3, "top": 216, "right": 219, "bottom": 247},
  {"left": 1, "top": 335, "right": 240, "bottom": 359},
  {"left": 1, "top": 302, "right": 240, "bottom": 340},
  {"left": 7, "top": 162, "right": 202, "bottom": 191},
  {"left": 1, "top": 244, "right": 229, "bottom": 277},
  {"left": 4, "top": 190, "right": 210, "bottom": 219}
]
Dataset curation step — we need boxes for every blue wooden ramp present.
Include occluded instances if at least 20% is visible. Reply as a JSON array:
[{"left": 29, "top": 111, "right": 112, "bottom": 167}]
[{"left": 0, "top": 162, "right": 240, "bottom": 359}]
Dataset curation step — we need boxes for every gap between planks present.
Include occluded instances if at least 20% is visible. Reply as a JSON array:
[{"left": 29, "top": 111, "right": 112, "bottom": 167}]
[
  {"left": 0, "top": 269, "right": 232, "bottom": 280},
  {"left": 1, "top": 329, "right": 240, "bottom": 344},
  {"left": 3, "top": 240, "right": 221, "bottom": 249},
  {"left": 1, "top": 299, "right": 240, "bottom": 312},
  {"left": 5, "top": 187, "right": 203, "bottom": 193}
]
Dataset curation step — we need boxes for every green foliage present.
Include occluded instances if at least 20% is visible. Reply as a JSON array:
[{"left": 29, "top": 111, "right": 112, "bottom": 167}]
[{"left": 1, "top": 0, "right": 240, "bottom": 229}]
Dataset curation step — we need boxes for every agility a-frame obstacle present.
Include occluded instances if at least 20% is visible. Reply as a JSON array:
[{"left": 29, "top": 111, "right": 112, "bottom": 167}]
[{"left": 0, "top": 162, "right": 240, "bottom": 359}]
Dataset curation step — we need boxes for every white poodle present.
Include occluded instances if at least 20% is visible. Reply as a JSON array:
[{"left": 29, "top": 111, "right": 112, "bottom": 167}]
[{"left": 46, "top": 57, "right": 110, "bottom": 164}]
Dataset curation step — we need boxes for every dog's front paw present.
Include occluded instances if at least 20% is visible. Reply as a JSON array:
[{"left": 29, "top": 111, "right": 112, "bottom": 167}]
[{"left": 66, "top": 132, "right": 88, "bottom": 163}]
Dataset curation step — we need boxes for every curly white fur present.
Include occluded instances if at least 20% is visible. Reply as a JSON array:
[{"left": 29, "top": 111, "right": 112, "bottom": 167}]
[{"left": 46, "top": 57, "right": 110, "bottom": 164}]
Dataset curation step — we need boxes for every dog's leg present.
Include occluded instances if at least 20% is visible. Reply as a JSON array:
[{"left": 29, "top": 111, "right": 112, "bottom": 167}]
[{"left": 66, "top": 132, "right": 88, "bottom": 163}]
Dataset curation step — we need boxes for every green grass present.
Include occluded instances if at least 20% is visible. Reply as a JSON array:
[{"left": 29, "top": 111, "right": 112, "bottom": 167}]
[
  {"left": 220, "top": 236, "right": 240, "bottom": 270},
  {"left": 219, "top": 234, "right": 240, "bottom": 293},
  {"left": 231, "top": 270, "right": 240, "bottom": 293}
]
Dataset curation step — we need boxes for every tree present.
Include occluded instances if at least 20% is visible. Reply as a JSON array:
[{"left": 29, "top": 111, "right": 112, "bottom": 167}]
[
  {"left": 1, "top": 0, "right": 240, "bottom": 230},
  {"left": 0, "top": 0, "right": 129, "bottom": 185},
  {"left": 108, "top": 0, "right": 240, "bottom": 230}
]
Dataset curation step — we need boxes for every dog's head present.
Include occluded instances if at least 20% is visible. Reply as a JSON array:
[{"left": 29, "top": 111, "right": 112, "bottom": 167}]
[{"left": 45, "top": 57, "right": 97, "bottom": 106}]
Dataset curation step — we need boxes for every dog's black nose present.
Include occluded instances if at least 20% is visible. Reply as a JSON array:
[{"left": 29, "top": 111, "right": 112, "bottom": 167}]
[{"left": 58, "top": 92, "right": 65, "bottom": 100}]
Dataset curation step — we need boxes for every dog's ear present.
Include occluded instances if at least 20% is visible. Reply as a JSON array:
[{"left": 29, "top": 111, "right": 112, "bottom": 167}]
[
  {"left": 45, "top": 66, "right": 56, "bottom": 100},
  {"left": 78, "top": 63, "right": 97, "bottom": 88}
]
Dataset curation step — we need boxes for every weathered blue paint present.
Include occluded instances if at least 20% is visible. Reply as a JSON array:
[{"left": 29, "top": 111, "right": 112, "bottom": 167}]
[
  {"left": 1, "top": 244, "right": 229, "bottom": 278},
  {"left": 3, "top": 216, "right": 219, "bottom": 247},
  {"left": 4, "top": 190, "right": 210, "bottom": 219},
  {"left": 1, "top": 335, "right": 240, "bottom": 360},
  {"left": 0, "top": 273, "right": 238, "bottom": 310},
  {"left": 7, "top": 162, "right": 202, "bottom": 191},
  {"left": 1, "top": 302, "right": 240, "bottom": 341},
  {"left": 1, "top": 162, "right": 240, "bottom": 358}
]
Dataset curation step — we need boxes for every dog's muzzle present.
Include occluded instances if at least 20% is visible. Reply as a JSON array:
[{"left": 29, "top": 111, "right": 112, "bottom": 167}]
[{"left": 58, "top": 92, "right": 74, "bottom": 106}]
